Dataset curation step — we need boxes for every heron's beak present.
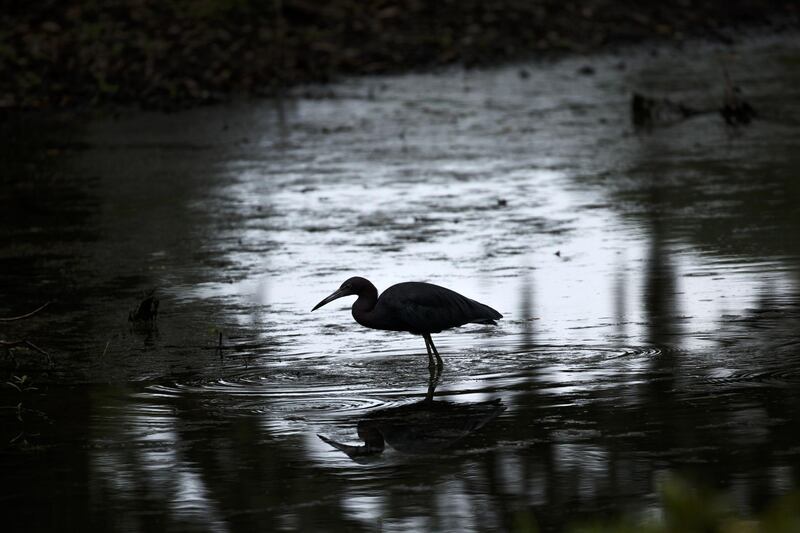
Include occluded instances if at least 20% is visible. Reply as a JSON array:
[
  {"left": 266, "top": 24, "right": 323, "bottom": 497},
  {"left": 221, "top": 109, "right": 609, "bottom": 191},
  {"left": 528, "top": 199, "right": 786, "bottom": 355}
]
[
  {"left": 311, "top": 288, "right": 348, "bottom": 311},
  {"left": 318, "top": 434, "right": 384, "bottom": 459}
]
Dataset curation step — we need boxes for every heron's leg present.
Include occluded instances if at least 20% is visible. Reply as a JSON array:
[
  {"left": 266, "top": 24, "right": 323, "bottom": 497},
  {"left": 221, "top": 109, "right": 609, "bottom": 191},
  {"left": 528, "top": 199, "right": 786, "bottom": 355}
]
[
  {"left": 423, "top": 335, "right": 435, "bottom": 370},
  {"left": 425, "top": 368, "right": 440, "bottom": 402},
  {"left": 427, "top": 335, "right": 444, "bottom": 371}
]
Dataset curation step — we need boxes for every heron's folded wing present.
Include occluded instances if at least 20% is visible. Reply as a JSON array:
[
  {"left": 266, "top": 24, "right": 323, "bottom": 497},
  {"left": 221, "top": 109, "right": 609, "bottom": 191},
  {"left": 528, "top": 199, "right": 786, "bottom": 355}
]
[{"left": 381, "top": 282, "right": 500, "bottom": 333}]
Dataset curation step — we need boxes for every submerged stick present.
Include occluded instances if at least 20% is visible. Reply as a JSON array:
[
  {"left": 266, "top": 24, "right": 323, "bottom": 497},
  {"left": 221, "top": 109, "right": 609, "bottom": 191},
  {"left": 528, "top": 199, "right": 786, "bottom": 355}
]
[{"left": 0, "top": 302, "right": 50, "bottom": 322}]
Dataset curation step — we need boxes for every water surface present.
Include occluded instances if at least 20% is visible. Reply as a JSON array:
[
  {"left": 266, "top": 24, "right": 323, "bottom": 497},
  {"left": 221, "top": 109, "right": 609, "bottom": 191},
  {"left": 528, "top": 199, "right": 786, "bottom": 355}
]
[{"left": 1, "top": 34, "right": 799, "bottom": 532}]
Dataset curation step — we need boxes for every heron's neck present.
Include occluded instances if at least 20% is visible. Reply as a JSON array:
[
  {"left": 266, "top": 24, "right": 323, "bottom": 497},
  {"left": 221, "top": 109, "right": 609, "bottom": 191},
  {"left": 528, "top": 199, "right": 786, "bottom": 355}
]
[
  {"left": 358, "top": 423, "right": 385, "bottom": 452},
  {"left": 351, "top": 283, "right": 379, "bottom": 325}
]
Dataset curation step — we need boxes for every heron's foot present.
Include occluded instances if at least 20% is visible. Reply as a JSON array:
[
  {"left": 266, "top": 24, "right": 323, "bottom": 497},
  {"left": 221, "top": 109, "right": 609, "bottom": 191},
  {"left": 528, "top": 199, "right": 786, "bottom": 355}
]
[
  {"left": 426, "top": 364, "right": 442, "bottom": 401},
  {"left": 428, "top": 358, "right": 443, "bottom": 373}
]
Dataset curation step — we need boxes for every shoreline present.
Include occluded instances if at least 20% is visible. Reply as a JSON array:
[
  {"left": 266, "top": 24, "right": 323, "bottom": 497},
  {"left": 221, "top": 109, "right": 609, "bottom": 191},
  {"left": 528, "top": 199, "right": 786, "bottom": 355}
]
[{"left": 1, "top": 1, "right": 797, "bottom": 113}]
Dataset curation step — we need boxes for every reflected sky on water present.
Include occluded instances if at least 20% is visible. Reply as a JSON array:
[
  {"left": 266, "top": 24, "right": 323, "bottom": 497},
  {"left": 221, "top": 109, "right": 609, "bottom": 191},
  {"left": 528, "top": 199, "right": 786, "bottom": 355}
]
[{"left": 1, "top": 34, "right": 800, "bottom": 532}]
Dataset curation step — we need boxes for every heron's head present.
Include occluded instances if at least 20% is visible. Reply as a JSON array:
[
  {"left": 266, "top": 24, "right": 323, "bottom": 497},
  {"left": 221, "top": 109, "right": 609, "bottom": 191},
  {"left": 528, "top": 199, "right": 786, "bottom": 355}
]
[{"left": 311, "top": 277, "right": 369, "bottom": 311}]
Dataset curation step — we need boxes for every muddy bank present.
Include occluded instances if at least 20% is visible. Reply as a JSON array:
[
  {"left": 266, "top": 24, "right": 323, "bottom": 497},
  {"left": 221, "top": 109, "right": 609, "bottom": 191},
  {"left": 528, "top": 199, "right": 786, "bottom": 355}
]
[{"left": 1, "top": 0, "right": 798, "bottom": 111}]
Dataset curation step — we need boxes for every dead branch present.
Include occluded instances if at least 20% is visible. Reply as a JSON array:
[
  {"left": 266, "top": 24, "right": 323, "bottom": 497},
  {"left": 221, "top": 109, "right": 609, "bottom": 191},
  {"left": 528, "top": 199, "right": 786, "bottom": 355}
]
[{"left": 0, "top": 302, "right": 51, "bottom": 322}]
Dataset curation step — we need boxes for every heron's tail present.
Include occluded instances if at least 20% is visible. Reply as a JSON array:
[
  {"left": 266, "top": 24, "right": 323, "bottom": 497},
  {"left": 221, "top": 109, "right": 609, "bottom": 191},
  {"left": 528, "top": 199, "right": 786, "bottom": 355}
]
[{"left": 469, "top": 300, "right": 502, "bottom": 324}]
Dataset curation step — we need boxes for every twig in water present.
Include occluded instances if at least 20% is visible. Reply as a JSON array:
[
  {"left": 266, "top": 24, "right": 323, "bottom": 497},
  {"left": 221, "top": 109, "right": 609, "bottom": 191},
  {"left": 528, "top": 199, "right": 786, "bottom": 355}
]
[
  {"left": 129, "top": 290, "right": 159, "bottom": 326},
  {"left": 0, "top": 302, "right": 50, "bottom": 322}
]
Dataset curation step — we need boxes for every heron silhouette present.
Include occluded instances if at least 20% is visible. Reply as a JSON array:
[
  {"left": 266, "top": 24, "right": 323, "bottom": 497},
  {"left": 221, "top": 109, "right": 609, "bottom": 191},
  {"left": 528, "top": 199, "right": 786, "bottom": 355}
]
[{"left": 311, "top": 277, "right": 502, "bottom": 371}]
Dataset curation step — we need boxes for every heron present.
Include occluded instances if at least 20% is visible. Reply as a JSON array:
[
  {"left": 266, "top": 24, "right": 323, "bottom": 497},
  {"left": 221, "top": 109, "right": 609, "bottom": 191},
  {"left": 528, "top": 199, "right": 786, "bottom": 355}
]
[{"left": 311, "top": 277, "right": 502, "bottom": 371}]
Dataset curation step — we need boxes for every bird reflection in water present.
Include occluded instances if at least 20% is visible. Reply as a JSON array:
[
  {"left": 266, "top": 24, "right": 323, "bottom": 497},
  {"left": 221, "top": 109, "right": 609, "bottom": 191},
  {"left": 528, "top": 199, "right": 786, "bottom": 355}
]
[{"left": 318, "top": 375, "right": 505, "bottom": 461}]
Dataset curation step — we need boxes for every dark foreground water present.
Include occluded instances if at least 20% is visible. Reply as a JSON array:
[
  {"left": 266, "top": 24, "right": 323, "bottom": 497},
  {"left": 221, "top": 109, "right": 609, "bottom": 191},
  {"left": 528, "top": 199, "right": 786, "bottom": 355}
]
[{"left": 1, "top": 35, "right": 800, "bottom": 532}]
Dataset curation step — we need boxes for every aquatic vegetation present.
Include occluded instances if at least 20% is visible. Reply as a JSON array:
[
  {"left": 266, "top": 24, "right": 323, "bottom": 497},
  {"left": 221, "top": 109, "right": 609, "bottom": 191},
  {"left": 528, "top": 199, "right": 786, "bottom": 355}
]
[{"left": 568, "top": 476, "right": 800, "bottom": 533}]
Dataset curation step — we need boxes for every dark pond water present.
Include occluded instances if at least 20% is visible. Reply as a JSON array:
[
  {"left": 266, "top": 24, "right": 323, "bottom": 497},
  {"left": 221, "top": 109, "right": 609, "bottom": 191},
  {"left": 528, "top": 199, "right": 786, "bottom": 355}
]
[{"left": 2, "top": 35, "right": 800, "bottom": 532}]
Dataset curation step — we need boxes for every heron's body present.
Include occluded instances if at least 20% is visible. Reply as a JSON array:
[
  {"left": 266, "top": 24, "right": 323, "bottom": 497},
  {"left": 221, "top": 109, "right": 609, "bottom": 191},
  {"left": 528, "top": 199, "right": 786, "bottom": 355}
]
[{"left": 312, "top": 277, "right": 502, "bottom": 371}]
